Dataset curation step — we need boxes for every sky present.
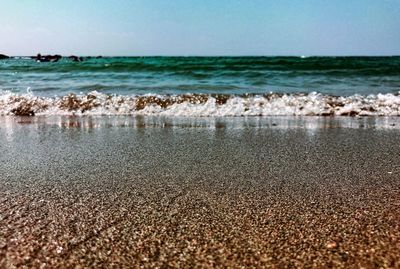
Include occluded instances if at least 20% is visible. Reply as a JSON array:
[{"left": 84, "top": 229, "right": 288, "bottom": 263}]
[{"left": 1, "top": 0, "right": 399, "bottom": 56}]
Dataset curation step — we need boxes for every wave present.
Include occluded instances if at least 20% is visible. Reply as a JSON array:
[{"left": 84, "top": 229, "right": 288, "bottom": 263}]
[{"left": 0, "top": 90, "right": 399, "bottom": 117}]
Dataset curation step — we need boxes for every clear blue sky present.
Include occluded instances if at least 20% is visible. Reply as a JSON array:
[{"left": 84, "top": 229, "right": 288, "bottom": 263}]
[{"left": 1, "top": 0, "right": 399, "bottom": 56}]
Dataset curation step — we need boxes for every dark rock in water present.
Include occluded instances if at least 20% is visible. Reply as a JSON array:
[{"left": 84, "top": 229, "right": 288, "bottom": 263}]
[
  {"left": 52, "top": 54, "right": 62, "bottom": 62},
  {"left": 35, "top": 53, "right": 43, "bottom": 62},
  {"left": 86, "top": 56, "right": 102, "bottom": 59},
  {"left": 36, "top": 53, "right": 50, "bottom": 62},
  {"left": 35, "top": 53, "right": 62, "bottom": 62},
  {"left": 69, "top": 55, "right": 84, "bottom": 62},
  {"left": 0, "top": 54, "right": 10, "bottom": 59}
]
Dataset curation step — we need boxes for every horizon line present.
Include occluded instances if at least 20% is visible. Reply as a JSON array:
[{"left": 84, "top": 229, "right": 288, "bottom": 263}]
[{"left": 3, "top": 54, "right": 400, "bottom": 58}]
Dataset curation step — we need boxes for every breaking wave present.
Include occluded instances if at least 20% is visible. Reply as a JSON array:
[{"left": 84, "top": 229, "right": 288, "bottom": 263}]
[{"left": 1, "top": 90, "right": 399, "bottom": 117}]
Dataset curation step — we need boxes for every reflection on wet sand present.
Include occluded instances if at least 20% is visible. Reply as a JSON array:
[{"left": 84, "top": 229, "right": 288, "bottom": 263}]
[{"left": 0, "top": 115, "right": 399, "bottom": 131}]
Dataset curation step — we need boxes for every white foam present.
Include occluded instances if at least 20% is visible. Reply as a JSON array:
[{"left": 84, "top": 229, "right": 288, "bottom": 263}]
[{"left": 0, "top": 90, "right": 399, "bottom": 117}]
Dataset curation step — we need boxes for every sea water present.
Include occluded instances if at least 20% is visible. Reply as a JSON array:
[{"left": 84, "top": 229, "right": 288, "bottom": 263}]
[{"left": 1, "top": 56, "right": 399, "bottom": 116}]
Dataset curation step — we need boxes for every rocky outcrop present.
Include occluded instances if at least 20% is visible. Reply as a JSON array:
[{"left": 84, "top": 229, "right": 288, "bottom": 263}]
[
  {"left": 0, "top": 54, "right": 10, "bottom": 59},
  {"left": 34, "top": 54, "right": 62, "bottom": 62},
  {"left": 68, "top": 55, "right": 84, "bottom": 62}
]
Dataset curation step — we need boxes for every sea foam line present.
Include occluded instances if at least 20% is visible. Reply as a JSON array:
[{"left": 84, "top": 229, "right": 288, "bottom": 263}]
[{"left": 0, "top": 90, "right": 399, "bottom": 116}]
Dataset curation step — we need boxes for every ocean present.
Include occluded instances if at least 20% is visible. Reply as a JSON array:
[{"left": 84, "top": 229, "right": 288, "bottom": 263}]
[{"left": 1, "top": 56, "right": 399, "bottom": 116}]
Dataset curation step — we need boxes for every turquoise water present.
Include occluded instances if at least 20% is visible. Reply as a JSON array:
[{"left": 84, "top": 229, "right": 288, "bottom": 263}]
[
  {"left": 1, "top": 56, "right": 399, "bottom": 97},
  {"left": 1, "top": 56, "right": 400, "bottom": 116}
]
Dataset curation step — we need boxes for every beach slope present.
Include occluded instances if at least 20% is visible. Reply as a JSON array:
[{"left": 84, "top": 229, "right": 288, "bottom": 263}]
[{"left": 0, "top": 116, "right": 399, "bottom": 268}]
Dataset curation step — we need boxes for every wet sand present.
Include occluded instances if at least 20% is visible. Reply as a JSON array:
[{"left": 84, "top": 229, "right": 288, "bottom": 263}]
[{"left": 0, "top": 116, "right": 399, "bottom": 268}]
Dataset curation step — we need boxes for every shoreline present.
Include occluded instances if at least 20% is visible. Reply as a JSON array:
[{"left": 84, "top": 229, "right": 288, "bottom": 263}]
[{"left": 1, "top": 115, "right": 400, "bottom": 130}]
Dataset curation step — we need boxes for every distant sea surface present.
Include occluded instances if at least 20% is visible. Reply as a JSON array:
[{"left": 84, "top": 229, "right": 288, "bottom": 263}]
[{"left": 1, "top": 56, "right": 399, "bottom": 116}]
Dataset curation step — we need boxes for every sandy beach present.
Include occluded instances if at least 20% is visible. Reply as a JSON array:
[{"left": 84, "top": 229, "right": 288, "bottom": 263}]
[{"left": 0, "top": 116, "right": 399, "bottom": 268}]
